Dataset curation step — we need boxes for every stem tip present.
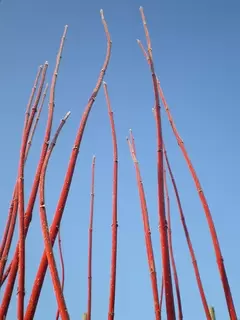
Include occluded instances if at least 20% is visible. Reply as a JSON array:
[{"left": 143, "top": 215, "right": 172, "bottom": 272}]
[
  {"left": 100, "top": 9, "right": 104, "bottom": 19},
  {"left": 64, "top": 111, "right": 71, "bottom": 121}
]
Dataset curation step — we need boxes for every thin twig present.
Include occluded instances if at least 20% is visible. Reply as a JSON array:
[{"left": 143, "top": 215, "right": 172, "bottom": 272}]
[
  {"left": 86, "top": 156, "right": 96, "bottom": 320},
  {"left": 56, "top": 227, "right": 65, "bottom": 320}
]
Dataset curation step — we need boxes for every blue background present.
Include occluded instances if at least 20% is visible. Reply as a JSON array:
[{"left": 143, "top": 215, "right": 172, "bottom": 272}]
[{"left": 0, "top": 0, "right": 239, "bottom": 319}]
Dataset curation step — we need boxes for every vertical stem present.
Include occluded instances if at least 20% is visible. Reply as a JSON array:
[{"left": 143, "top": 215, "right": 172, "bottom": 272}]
[
  {"left": 127, "top": 131, "right": 160, "bottom": 320},
  {"left": 103, "top": 83, "right": 118, "bottom": 320},
  {"left": 209, "top": 306, "right": 216, "bottom": 320},
  {"left": 159, "top": 276, "right": 164, "bottom": 313},
  {"left": 87, "top": 156, "right": 96, "bottom": 320},
  {"left": 56, "top": 227, "right": 65, "bottom": 320},
  {"left": 163, "top": 168, "right": 183, "bottom": 319},
  {"left": 139, "top": 7, "right": 175, "bottom": 319}
]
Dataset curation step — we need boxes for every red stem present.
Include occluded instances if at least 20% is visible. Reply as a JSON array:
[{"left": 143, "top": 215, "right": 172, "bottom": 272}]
[
  {"left": 87, "top": 156, "right": 96, "bottom": 320},
  {"left": 39, "top": 112, "right": 71, "bottom": 320},
  {"left": 163, "top": 147, "right": 212, "bottom": 319},
  {"left": 56, "top": 228, "right": 65, "bottom": 320},
  {"left": 159, "top": 276, "right": 164, "bottom": 314},
  {"left": 103, "top": 83, "right": 118, "bottom": 320},
  {"left": 25, "top": 83, "right": 49, "bottom": 160},
  {"left": 127, "top": 131, "right": 160, "bottom": 320},
  {"left": 163, "top": 168, "right": 183, "bottom": 320},
  {"left": 24, "top": 11, "right": 111, "bottom": 319},
  {"left": 139, "top": 7, "right": 175, "bottom": 319}
]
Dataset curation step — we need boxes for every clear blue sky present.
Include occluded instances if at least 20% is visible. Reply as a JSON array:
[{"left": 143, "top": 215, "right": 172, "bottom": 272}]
[{"left": 0, "top": 0, "right": 239, "bottom": 319}]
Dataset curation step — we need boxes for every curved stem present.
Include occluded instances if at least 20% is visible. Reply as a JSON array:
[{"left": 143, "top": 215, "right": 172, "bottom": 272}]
[
  {"left": 39, "top": 112, "right": 71, "bottom": 320},
  {"left": 163, "top": 147, "right": 211, "bottom": 320}
]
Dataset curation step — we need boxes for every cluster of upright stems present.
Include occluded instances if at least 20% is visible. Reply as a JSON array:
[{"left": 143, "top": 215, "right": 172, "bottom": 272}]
[{"left": 0, "top": 7, "right": 237, "bottom": 320}]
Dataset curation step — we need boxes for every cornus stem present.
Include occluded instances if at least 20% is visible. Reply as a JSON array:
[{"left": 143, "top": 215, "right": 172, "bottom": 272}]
[
  {"left": 139, "top": 7, "right": 175, "bottom": 319},
  {"left": 127, "top": 130, "right": 160, "bottom": 320},
  {"left": 163, "top": 146, "right": 212, "bottom": 319},
  {"left": 163, "top": 168, "right": 183, "bottom": 320},
  {"left": 24, "top": 11, "right": 112, "bottom": 319},
  {"left": 87, "top": 156, "right": 96, "bottom": 320},
  {"left": 0, "top": 25, "right": 68, "bottom": 318},
  {"left": 25, "top": 65, "right": 44, "bottom": 126},
  {"left": 56, "top": 227, "right": 65, "bottom": 320},
  {"left": 103, "top": 82, "right": 118, "bottom": 320},
  {"left": 159, "top": 276, "right": 164, "bottom": 313},
  {"left": 39, "top": 111, "right": 71, "bottom": 320}
]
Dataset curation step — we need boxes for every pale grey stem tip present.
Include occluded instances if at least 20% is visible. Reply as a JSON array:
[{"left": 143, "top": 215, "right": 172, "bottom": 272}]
[
  {"left": 139, "top": 6, "right": 143, "bottom": 10},
  {"left": 100, "top": 9, "right": 104, "bottom": 19},
  {"left": 64, "top": 111, "right": 71, "bottom": 121},
  {"left": 129, "top": 128, "right": 132, "bottom": 132},
  {"left": 136, "top": 39, "right": 140, "bottom": 43},
  {"left": 45, "top": 61, "right": 49, "bottom": 65},
  {"left": 103, "top": 81, "right": 107, "bottom": 85}
]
